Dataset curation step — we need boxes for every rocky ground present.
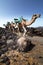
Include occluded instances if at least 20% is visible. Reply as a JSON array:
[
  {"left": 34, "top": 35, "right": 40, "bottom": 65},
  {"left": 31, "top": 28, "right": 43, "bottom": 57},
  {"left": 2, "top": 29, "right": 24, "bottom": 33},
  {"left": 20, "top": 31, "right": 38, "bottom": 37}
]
[{"left": 0, "top": 27, "right": 43, "bottom": 65}]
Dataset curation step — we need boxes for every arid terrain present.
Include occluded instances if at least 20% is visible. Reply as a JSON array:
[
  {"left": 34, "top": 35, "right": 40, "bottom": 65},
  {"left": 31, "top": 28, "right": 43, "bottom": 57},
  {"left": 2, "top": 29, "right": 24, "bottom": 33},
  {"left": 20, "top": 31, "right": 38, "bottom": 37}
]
[{"left": 0, "top": 27, "right": 43, "bottom": 65}]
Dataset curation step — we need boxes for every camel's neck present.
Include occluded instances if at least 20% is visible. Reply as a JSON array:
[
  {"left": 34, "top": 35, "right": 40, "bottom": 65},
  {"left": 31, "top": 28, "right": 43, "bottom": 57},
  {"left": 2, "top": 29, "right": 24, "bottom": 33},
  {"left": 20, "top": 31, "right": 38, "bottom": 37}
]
[
  {"left": 30, "top": 17, "right": 37, "bottom": 24},
  {"left": 26, "top": 17, "right": 37, "bottom": 26}
]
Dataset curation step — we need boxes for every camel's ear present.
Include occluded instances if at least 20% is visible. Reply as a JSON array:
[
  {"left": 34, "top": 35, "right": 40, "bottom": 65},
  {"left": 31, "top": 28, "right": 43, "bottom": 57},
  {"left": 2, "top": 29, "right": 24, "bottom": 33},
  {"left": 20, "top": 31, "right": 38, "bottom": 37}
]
[{"left": 33, "top": 14, "right": 37, "bottom": 16}]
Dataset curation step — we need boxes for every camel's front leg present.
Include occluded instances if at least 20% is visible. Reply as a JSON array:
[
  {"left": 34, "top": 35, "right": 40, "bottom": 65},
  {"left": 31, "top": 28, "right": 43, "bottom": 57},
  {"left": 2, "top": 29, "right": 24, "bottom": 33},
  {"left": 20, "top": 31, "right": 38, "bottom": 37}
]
[{"left": 23, "top": 26, "right": 27, "bottom": 36}]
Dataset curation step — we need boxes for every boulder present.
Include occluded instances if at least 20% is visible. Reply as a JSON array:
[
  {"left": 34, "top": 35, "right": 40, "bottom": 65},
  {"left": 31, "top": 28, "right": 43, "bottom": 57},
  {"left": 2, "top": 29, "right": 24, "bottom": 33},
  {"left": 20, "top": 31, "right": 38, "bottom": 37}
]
[
  {"left": 0, "top": 55, "right": 10, "bottom": 65},
  {"left": 0, "top": 50, "right": 3, "bottom": 56},
  {"left": 16, "top": 36, "right": 31, "bottom": 52},
  {"left": 1, "top": 47, "right": 8, "bottom": 53},
  {"left": 6, "top": 39, "right": 15, "bottom": 48},
  {"left": 0, "top": 39, "right": 6, "bottom": 46},
  {"left": 1, "top": 35, "right": 6, "bottom": 40}
]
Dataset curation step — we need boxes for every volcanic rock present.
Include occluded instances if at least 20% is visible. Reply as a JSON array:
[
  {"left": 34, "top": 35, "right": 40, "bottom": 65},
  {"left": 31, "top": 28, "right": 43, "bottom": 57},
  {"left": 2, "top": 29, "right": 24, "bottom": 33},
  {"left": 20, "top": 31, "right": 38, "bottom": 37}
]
[{"left": 16, "top": 36, "right": 31, "bottom": 52}]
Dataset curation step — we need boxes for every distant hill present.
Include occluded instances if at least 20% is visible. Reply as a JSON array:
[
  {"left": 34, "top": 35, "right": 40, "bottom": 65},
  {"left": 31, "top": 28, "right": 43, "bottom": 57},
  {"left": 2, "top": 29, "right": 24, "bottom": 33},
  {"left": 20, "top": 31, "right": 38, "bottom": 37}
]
[{"left": 26, "top": 27, "right": 43, "bottom": 36}]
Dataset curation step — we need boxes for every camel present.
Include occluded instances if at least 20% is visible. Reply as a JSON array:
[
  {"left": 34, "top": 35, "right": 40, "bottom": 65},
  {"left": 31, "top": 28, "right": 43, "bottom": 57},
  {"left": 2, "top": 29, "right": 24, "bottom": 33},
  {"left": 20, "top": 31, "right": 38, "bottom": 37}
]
[
  {"left": 17, "top": 14, "right": 41, "bottom": 36},
  {"left": 3, "top": 22, "right": 16, "bottom": 33}
]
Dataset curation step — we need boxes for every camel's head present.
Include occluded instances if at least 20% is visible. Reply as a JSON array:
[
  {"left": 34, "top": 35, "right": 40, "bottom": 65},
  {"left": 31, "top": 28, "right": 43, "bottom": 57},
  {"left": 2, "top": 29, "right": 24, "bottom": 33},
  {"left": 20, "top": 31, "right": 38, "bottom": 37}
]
[{"left": 32, "top": 14, "right": 41, "bottom": 19}]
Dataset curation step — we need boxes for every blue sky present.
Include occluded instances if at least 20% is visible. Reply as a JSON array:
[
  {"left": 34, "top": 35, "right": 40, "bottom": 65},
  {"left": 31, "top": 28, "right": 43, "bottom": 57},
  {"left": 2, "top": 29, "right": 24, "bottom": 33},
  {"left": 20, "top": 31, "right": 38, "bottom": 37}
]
[{"left": 0, "top": 0, "right": 43, "bottom": 27}]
